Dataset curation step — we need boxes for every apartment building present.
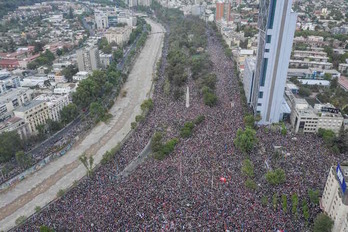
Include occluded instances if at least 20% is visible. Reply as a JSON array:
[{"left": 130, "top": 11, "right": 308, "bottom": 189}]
[
  {"left": 76, "top": 46, "right": 100, "bottom": 72},
  {"left": 104, "top": 26, "right": 132, "bottom": 45},
  {"left": 13, "top": 100, "right": 50, "bottom": 135},
  {"left": 0, "top": 88, "right": 33, "bottom": 122},
  {"left": 35, "top": 94, "right": 70, "bottom": 122}
]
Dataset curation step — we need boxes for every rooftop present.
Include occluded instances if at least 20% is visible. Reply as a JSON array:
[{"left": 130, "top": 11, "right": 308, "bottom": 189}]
[
  {"left": 14, "top": 100, "right": 45, "bottom": 112},
  {"left": 0, "top": 88, "right": 31, "bottom": 105},
  {"left": 338, "top": 76, "right": 348, "bottom": 90}
]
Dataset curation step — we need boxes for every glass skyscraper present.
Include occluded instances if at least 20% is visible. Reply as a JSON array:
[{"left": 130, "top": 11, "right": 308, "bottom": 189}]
[{"left": 251, "top": 0, "right": 297, "bottom": 124}]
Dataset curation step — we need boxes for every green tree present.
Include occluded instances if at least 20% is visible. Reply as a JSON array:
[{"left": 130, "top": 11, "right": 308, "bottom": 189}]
[
  {"left": 266, "top": 168, "right": 286, "bottom": 185},
  {"left": 15, "top": 151, "right": 31, "bottom": 169},
  {"left": 291, "top": 194, "right": 299, "bottom": 215},
  {"left": 308, "top": 189, "right": 320, "bottom": 205},
  {"left": 313, "top": 213, "right": 334, "bottom": 232},
  {"left": 90, "top": 102, "right": 106, "bottom": 120},
  {"left": 34, "top": 41, "right": 44, "bottom": 54},
  {"left": 180, "top": 121, "right": 195, "bottom": 138},
  {"left": 46, "top": 119, "right": 63, "bottom": 133},
  {"left": 234, "top": 127, "right": 257, "bottom": 153},
  {"left": 261, "top": 196, "right": 268, "bottom": 206},
  {"left": 56, "top": 48, "right": 63, "bottom": 56},
  {"left": 203, "top": 90, "right": 218, "bottom": 107},
  {"left": 113, "top": 49, "right": 123, "bottom": 62},
  {"left": 299, "top": 86, "right": 311, "bottom": 97},
  {"left": 245, "top": 178, "right": 257, "bottom": 190},
  {"left": 102, "top": 44, "right": 112, "bottom": 54},
  {"left": 302, "top": 200, "right": 310, "bottom": 221},
  {"left": 244, "top": 115, "right": 255, "bottom": 128},
  {"left": 151, "top": 132, "right": 163, "bottom": 152},
  {"left": 79, "top": 153, "right": 94, "bottom": 177},
  {"left": 61, "top": 65, "right": 78, "bottom": 82},
  {"left": 60, "top": 103, "right": 79, "bottom": 124},
  {"left": 40, "top": 225, "right": 55, "bottom": 232},
  {"left": 281, "top": 123, "right": 287, "bottom": 136},
  {"left": 0, "top": 131, "right": 23, "bottom": 163},
  {"left": 98, "top": 37, "right": 108, "bottom": 50},
  {"left": 241, "top": 159, "right": 254, "bottom": 178},
  {"left": 36, "top": 124, "right": 46, "bottom": 140}
]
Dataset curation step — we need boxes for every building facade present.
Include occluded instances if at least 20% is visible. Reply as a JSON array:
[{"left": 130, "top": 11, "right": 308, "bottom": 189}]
[
  {"left": 76, "top": 46, "right": 101, "bottom": 72},
  {"left": 0, "top": 117, "right": 30, "bottom": 139},
  {"left": 0, "top": 88, "right": 33, "bottom": 122},
  {"left": 322, "top": 165, "right": 348, "bottom": 232},
  {"left": 289, "top": 96, "right": 344, "bottom": 134},
  {"left": 35, "top": 94, "right": 70, "bottom": 122},
  {"left": 95, "top": 12, "right": 109, "bottom": 30},
  {"left": 13, "top": 100, "right": 49, "bottom": 135},
  {"left": 251, "top": 0, "right": 297, "bottom": 124},
  {"left": 105, "top": 26, "right": 132, "bottom": 45},
  {"left": 243, "top": 58, "right": 256, "bottom": 104}
]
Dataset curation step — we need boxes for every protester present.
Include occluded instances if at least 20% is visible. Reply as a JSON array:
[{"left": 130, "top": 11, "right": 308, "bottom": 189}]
[{"left": 16, "top": 27, "right": 344, "bottom": 232}]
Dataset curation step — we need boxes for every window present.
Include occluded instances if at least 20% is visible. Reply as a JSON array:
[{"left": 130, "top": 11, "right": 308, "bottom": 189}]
[
  {"left": 259, "top": 91, "right": 263, "bottom": 99},
  {"left": 265, "top": 49, "right": 270, "bottom": 53},
  {"left": 268, "top": 0, "right": 277, "bottom": 29},
  {"left": 260, "top": 58, "right": 268, "bottom": 86},
  {"left": 257, "top": 103, "right": 262, "bottom": 106},
  {"left": 266, "top": 35, "right": 272, "bottom": 43}
]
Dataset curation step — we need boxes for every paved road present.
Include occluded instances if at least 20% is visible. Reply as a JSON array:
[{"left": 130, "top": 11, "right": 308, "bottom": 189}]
[{"left": 0, "top": 18, "right": 165, "bottom": 232}]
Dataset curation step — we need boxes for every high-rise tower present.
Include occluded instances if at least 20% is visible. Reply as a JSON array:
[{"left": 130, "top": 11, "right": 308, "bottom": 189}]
[{"left": 250, "top": 0, "right": 297, "bottom": 124}]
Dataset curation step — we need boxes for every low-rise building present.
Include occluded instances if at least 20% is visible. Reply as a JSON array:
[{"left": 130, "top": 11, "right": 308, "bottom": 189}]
[
  {"left": 13, "top": 100, "right": 49, "bottom": 135},
  {"left": 338, "top": 76, "right": 348, "bottom": 92},
  {"left": 35, "top": 94, "right": 70, "bottom": 121},
  {"left": 0, "top": 117, "right": 30, "bottom": 139},
  {"left": 0, "top": 88, "right": 33, "bottom": 122},
  {"left": 0, "top": 71, "right": 21, "bottom": 95},
  {"left": 99, "top": 53, "right": 113, "bottom": 69},
  {"left": 233, "top": 48, "right": 254, "bottom": 73},
  {"left": 104, "top": 26, "right": 132, "bottom": 46},
  {"left": 54, "top": 83, "right": 77, "bottom": 95},
  {"left": 339, "top": 63, "right": 348, "bottom": 75},
  {"left": 288, "top": 68, "right": 341, "bottom": 79},
  {"left": 72, "top": 71, "right": 89, "bottom": 82},
  {"left": 289, "top": 59, "right": 333, "bottom": 69},
  {"left": 289, "top": 96, "right": 344, "bottom": 134},
  {"left": 321, "top": 164, "right": 348, "bottom": 232}
]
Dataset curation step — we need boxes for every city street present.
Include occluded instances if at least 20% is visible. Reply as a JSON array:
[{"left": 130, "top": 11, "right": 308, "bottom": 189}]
[{"left": 0, "top": 18, "right": 165, "bottom": 231}]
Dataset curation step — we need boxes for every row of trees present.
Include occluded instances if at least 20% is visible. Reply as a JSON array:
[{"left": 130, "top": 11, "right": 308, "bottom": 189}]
[
  {"left": 317, "top": 127, "right": 348, "bottom": 154},
  {"left": 27, "top": 49, "right": 55, "bottom": 70},
  {"left": 153, "top": 2, "right": 215, "bottom": 102}
]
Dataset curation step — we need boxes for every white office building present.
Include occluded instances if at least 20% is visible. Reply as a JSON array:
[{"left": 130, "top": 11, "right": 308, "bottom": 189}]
[
  {"left": 250, "top": 0, "right": 297, "bottom": 124},
  {"left": 95, "top": 12, "right": 109, "bottom": 30},
  {"left": 322, "top": 165, "right": 348, "bottom": 232}
]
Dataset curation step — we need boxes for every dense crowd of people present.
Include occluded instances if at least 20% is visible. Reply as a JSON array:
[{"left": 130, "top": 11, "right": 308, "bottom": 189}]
[{"left": 16, "top": 26, "right": 345, "bottom": 231}]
